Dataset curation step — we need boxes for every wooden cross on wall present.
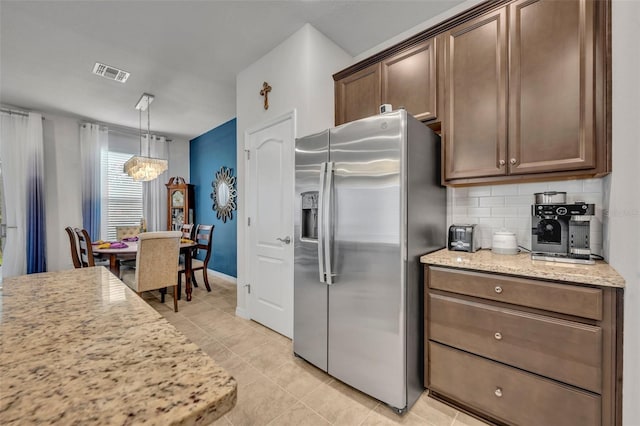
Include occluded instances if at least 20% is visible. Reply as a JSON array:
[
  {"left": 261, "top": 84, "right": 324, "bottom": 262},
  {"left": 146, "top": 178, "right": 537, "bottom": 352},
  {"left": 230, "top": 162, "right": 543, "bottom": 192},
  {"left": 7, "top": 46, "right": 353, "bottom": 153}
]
[{"left": 260, "top": 82, "right": 272, "bottom": 110}]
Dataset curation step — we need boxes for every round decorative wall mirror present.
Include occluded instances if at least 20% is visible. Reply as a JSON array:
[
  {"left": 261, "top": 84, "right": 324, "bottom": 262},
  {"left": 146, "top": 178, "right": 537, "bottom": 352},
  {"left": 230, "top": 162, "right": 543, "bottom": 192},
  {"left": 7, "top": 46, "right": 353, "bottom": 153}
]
[{"left": 211, "top": 166, "right": 237, "bottom": 223}]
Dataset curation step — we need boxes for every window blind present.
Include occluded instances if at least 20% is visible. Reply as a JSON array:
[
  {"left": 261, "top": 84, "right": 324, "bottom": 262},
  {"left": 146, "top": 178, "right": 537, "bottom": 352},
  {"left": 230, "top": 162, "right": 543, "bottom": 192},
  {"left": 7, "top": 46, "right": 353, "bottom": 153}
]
[{"left": 105, "top": 151, "right": 142, "bottom": 241}]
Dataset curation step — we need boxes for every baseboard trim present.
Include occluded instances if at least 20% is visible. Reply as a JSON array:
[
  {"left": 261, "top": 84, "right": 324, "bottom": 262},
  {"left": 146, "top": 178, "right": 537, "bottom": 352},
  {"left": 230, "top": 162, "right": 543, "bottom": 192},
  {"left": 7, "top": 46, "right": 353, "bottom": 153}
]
[
  {"left": 235, "top": 306, "right": 250, "bottom": 319},
  {"left": 207, "top": 268, "right": 237, "bottom": 284}
]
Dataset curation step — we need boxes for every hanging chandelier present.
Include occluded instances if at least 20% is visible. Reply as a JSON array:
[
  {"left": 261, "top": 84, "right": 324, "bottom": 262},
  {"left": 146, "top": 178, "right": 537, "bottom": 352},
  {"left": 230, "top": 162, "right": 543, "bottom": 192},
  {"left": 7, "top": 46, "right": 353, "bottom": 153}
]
[{"left": 123, "top": 93, "right": 168, "bottom": 181}]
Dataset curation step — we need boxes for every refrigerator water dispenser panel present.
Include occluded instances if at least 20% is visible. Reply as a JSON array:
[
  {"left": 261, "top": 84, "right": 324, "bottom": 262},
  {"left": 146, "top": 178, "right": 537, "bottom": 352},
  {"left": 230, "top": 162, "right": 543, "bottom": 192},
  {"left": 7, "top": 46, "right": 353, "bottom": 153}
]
[{"left": 301, "top": 191, "right": 319, "bottom": 240}]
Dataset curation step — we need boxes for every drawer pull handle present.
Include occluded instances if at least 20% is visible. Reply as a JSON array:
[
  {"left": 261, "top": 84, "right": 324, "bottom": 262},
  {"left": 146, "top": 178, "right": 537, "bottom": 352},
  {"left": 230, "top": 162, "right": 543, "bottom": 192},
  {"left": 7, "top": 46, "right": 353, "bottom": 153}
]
[
  {"left": 494, "top": 332, "right": 502, "bottom": 340},
  {"left": 494, "top": 286, "right": 503, "bottom": 294},
  {"left": 495, "top": 388, "right": 503, "bottom": 398}
]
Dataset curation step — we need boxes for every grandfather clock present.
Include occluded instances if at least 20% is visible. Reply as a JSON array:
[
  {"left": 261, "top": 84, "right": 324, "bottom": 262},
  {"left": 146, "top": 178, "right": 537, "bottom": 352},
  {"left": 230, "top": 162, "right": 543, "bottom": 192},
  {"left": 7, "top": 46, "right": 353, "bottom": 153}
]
[{"left": 165, "top": 176, "right": 195, "bottom": 231}]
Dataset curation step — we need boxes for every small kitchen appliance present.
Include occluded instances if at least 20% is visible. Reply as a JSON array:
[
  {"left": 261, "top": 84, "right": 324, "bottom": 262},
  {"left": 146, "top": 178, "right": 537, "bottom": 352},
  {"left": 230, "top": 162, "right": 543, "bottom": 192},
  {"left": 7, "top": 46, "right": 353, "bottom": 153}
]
[
  {"left": 448, "top": 224, "right": 480, "bottom": 252},
  {"left": 534, "top": 191, "right": 567, "bottom": 204},
  {"left": 492, "top": 230, "right": 518, "bottom": 255},
  {"left": 531, "top": 202, "right": 595, "bottom": 264}
]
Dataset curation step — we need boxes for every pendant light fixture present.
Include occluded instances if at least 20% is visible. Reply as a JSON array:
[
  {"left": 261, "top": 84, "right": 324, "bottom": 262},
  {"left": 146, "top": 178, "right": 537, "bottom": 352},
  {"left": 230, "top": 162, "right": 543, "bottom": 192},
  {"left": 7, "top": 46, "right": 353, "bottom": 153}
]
[{"left": 123, "top": 93, "right": 168, "bottom": 181}]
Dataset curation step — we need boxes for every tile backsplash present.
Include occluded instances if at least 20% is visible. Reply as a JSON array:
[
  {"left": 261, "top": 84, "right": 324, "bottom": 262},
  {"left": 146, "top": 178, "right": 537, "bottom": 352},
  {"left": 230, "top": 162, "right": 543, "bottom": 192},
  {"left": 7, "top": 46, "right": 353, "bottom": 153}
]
[{"left": 446, "top": 178, "right": 605, "bottom": 257}]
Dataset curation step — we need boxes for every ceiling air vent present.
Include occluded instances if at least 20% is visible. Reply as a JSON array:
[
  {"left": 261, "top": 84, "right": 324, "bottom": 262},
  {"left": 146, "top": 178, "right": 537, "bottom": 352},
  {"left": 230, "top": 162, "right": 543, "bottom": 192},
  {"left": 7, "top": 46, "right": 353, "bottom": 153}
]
[{"left": 92, "top": 62, "right": 130, "bottom": 83}]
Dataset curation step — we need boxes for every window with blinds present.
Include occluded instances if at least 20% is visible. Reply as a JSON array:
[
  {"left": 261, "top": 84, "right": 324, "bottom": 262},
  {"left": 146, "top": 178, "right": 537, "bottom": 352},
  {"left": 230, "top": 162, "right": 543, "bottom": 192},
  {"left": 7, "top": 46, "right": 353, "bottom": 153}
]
[{"left": 105, "top": 151, "right": 142, "bottom": 241}]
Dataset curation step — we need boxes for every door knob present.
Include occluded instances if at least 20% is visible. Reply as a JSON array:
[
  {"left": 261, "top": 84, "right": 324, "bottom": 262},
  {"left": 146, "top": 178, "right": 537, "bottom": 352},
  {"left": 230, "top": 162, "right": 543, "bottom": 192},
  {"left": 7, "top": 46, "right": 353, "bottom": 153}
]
[{"left": 277, "top": 236, "right": 291, "bottom": 244}]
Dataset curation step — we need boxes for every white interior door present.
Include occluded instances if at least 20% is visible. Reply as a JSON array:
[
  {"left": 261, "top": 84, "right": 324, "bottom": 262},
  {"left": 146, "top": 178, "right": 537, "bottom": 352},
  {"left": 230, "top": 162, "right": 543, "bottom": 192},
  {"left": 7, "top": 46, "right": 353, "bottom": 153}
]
[{"left": 246, "top": 111, "right": 295, "bottom": 338}]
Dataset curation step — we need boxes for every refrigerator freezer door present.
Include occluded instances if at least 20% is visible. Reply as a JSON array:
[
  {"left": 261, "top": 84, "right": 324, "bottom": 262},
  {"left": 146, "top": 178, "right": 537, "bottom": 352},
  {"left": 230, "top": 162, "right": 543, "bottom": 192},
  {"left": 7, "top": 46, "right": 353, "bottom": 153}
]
[
  {"left": 328, "top": 111, "right": 407, "bottom": 408},
  {"left": 294, "top": 130, "right": 330, "bottom": 371}
]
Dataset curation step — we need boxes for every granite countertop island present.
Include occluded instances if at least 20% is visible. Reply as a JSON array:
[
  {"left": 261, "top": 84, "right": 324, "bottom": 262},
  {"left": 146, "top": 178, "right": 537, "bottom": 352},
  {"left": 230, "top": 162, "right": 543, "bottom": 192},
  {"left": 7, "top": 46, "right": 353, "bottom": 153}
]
[
  {"left": 421, "top": 248, "right": 625, "bottom": 288},
  {"left": 0, "top": 267, "right": 236, "bottom": 425}
]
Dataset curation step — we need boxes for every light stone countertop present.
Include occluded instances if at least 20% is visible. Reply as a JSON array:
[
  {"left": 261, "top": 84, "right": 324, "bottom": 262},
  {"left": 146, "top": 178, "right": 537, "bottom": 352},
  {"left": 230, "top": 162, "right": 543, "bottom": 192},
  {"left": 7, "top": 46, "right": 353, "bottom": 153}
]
[
  {"left": 0, "top": 267, "right": 237, "bottom": 425},
  {"left": 420, "top": 248, "right": 625, "bottom": 288}
]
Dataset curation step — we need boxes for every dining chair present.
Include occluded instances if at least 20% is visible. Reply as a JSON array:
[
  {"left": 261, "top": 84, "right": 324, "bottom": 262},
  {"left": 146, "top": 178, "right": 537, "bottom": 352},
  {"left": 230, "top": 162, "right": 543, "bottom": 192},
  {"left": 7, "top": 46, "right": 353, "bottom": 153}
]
[
  {"left": 117, "top": 226, "right": 139, "bottom": 277},
  {"left": 64, "top": 226, "right": 82, "bottom": 269},
  {"left": 177, "top": 223, "right": 195, "bottom": 281},
  {"left": 120, "top": 231, "right": 182, "bottom": 312},
  {"left": 116, "top": 225, "right": 140, "bottom": 241},
  {"left": 74, "top": 228, "right": 97, "bottom": 267},
  {"left": 118, "top": 257, "right": 137, "bottom": 279},
  {"left": 180, "top": 223, "right": 194, "bottom": 240},
  {"left": 178, "top": 224, "right": 214, "bottom": 294}
]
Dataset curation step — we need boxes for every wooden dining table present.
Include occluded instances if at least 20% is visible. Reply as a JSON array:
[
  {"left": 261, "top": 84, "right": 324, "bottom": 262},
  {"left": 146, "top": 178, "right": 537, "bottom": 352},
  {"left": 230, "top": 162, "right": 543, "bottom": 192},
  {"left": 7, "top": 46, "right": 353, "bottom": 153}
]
[{"left": 92, "top": 240, "right": 198, "bottom": 301}]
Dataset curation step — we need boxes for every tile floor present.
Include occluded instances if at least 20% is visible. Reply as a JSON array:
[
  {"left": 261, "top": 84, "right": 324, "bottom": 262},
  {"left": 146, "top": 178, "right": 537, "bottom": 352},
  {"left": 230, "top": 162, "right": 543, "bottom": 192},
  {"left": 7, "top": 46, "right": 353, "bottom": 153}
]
[{"left": 144, "top": 272, "right": 489, "bottom": 426}]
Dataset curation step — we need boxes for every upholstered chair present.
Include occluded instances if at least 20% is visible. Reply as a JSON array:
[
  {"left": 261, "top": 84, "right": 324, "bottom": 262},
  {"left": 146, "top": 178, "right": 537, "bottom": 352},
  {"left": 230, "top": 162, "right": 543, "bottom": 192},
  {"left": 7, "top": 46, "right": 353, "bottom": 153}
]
[
  {"left": 116, "top": 225, "right": 140, "bottom": 241},
  {"left": 121, "top": 231, "right": 182, "bottom": 312}
]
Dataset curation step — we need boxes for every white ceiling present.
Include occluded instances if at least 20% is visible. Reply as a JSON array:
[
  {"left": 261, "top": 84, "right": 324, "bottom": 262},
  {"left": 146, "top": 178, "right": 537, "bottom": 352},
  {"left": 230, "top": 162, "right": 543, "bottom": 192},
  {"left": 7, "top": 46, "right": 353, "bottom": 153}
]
[{"left": 0, "top": 0, "right": 464, "bottom": 140}]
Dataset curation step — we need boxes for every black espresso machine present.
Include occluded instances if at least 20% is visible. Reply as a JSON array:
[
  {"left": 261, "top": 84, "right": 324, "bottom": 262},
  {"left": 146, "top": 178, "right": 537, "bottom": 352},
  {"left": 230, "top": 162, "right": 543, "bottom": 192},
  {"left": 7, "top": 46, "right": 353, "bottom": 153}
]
[{"left": 531, "top": 202, "right": 595, "bottom": 264}]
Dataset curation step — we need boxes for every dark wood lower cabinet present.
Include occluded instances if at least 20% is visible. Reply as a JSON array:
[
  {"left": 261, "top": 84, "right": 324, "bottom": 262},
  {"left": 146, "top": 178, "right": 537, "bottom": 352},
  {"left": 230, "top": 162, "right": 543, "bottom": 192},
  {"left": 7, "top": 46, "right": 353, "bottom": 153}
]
[
  {"left": 429, "top": 293, "right": 602, "bottom": 393},
  {"left": 430, "top": 342, "right": 601, "bottom": 426},
  {"left": 425, "top": 265, "right": 623, "bottom": 426}
]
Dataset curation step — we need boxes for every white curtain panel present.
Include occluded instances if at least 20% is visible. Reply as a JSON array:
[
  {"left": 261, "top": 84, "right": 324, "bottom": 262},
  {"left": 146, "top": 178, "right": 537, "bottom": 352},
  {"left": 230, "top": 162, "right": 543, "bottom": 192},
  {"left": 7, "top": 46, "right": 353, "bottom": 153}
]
[
  {"left": 80, "top": 123, "right": 108, "bottom": 240},
  {"left": 143, "top": 135, "right": 169, "bottom": 231},
  {"left": 0, "top": 112, "right": 44, "bottom": 277}
]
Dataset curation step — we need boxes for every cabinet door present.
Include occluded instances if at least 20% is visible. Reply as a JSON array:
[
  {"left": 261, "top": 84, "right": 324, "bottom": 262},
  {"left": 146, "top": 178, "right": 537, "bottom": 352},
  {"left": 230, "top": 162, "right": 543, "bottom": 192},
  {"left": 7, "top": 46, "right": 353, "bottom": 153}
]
[
  {"left": 335, "top": 63, "right": 381, "bottom": 126},
  {"left": 443, "top": 8, "right": 508, "bottom": 180},
  {"left": 508, "top": 0, "right": 596, "bottom": 174},
  {"left": 381, "top": 39, "right": 437, "bottom": 122}
]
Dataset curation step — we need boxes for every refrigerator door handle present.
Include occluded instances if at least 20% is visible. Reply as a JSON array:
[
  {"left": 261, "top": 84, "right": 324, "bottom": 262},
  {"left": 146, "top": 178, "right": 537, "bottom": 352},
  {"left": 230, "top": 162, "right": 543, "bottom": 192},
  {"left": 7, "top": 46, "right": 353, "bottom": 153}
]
[
  {"left": 317, "top": 162, "right": 327, "bottom": 283},
  {"left": 324, "top": 161, "right": 334, "bottom": 285}
]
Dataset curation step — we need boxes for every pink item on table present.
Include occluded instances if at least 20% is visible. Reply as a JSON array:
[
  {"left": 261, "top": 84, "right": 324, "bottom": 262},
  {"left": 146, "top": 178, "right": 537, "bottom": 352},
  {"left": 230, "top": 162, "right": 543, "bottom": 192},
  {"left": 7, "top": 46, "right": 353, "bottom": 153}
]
[{"left": 109, "top": 242, "right": 128, "bottom": 249}]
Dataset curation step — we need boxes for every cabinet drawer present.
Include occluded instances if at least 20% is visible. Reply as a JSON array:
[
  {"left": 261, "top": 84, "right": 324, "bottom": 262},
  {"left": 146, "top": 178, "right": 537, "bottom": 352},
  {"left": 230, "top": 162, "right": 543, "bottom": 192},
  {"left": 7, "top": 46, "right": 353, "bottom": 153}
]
[
  {"left": 429, "top": 342, "right": 601, "bottom": 426},
  {"left": 429, "top": 267, "right": 602, "bottom": 320},
  {"left": 429, "top": 293, "right": 602, "bottom": 393}
]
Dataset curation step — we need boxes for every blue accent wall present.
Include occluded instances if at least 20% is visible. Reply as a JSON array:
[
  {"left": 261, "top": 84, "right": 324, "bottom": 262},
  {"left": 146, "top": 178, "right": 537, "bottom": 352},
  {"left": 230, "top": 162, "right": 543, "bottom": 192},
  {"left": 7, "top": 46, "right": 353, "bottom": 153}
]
[{"left": 190, "top": 118, "right": 237, "bottom": 278}]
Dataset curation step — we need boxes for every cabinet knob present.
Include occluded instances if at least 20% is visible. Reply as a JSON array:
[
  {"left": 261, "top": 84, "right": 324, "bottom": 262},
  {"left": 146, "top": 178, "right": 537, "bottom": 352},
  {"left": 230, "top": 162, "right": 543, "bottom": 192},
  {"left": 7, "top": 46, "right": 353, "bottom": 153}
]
[
  {"left": 494, "top": 286, "right": 503, "bottom": 294},
  {"left": 495, "top": 387, "right": 503, "bottom": 398},
  {"left": 499, "top": 159, "right": 506, "bottom": 166},
  {"left": 494, "top": 332, "right": 503, "bottom": 340},
  {"left": 510, "top": 158, "right": 517, "bottom": 165}
]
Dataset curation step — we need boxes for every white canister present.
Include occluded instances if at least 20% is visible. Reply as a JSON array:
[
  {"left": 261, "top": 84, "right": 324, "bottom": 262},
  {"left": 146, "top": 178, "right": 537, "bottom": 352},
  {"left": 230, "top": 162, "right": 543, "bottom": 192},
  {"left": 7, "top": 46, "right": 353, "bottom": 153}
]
[{"left": 492, "top": 230, "right": 518, "bottom": 255}]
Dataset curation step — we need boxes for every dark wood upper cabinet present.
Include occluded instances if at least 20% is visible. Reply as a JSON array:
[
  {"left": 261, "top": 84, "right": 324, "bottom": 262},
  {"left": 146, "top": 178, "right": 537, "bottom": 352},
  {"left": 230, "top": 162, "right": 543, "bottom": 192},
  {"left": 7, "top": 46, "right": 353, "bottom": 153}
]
[
  {"left": 381, "top": 39, "right": 437, "bottom": 122},
  {"left": 332, "top": 0, "right": 610, "bottom": 185},
  {"left": 443, "top": 8, "right": 508, "bottom": 180},
  {"left": 508, "top": 0, "right": 596, "bottom": 175},
  {"left": 335, "top": 38, "right": 438, "bottom": 126},
  {"left": 442, "top": 0, "right": 609, "bottom": 184},
  {"left": 335, "top": 63, "right": 381, "bottom": 126}
]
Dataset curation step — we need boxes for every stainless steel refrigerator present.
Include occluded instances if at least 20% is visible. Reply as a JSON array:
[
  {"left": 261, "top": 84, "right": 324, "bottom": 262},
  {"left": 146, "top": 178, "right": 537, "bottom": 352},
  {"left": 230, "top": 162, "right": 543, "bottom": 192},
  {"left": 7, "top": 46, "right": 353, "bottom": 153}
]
[{"left": 293, "top": 110, "right": 446, "bottom": 412}]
